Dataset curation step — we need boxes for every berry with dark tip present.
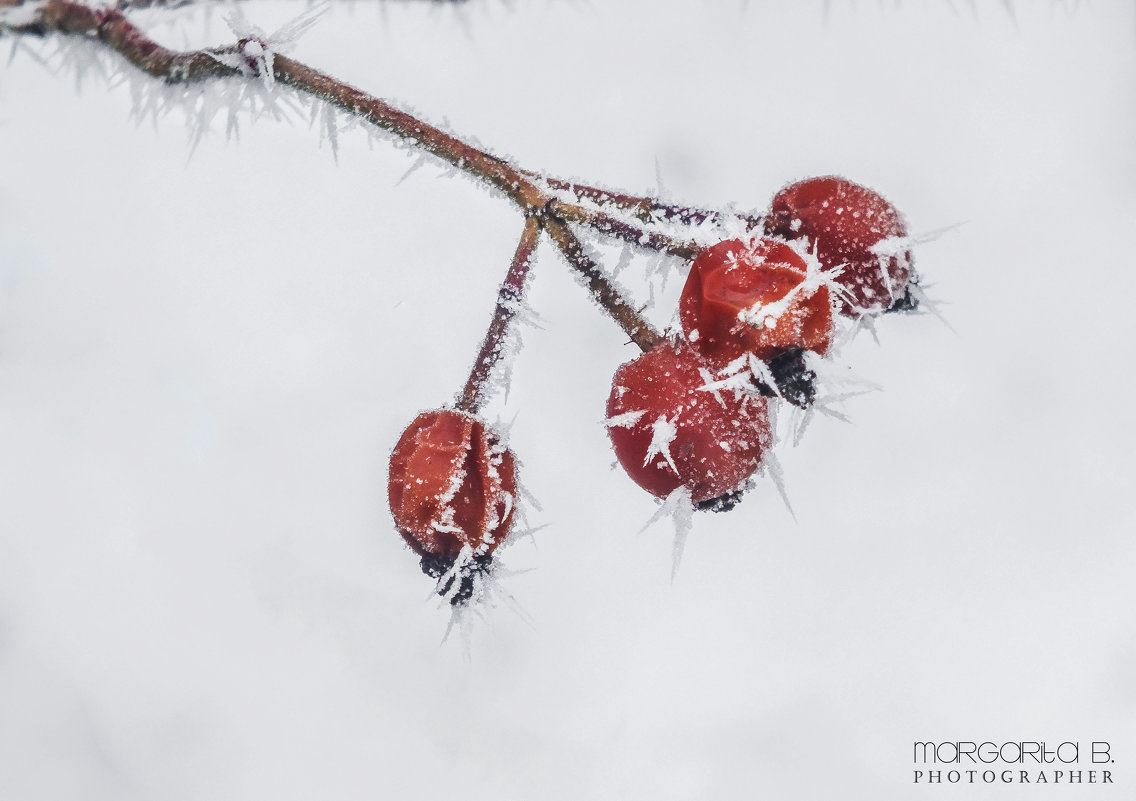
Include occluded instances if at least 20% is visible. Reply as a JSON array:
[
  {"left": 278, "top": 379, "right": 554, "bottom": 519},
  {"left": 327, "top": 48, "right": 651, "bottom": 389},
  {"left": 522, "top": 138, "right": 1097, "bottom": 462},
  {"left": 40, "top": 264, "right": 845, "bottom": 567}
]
[{"left": 388, "top": 409, "right": 517, "bottom": 565}]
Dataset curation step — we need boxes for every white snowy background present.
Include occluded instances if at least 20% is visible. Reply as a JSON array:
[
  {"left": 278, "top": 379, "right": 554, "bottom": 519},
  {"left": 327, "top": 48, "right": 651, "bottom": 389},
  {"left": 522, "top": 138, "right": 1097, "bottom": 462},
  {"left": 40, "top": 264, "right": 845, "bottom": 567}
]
[{"left": 1, "top": 1, "right": 1135, "bottom": 799}]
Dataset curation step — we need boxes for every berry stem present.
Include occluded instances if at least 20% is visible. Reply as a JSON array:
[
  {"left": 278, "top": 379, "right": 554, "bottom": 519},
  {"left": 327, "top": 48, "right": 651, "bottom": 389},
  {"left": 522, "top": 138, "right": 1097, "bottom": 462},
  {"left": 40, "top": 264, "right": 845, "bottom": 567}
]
[
  {"left": 535, "top": 175, "right": 764, "bottom": 231},
  {"left": 542, "top": 217, "right": 663, "bottom": 352},
  {"left": 456, "top": 215, "right": 542, "bottom": 415},
  {"left": 547, "top": 199, "right": 701, "bottom": 260}
]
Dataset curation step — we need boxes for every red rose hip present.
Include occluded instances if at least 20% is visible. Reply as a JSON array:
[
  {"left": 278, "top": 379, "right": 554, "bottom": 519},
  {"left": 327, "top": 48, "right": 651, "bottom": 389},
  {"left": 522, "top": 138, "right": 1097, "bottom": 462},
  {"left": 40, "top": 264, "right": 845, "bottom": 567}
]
[
  {"left": 679, "top": 237, "right": 834, "bottom": 368},
  {"left": 388, "top": 409, "right": 517, "bottom": 563},
  {"left": 764, "top": 176, "right": 912, "bottom": 315},
  {"left": 607, "top": 342, "right": 772, "bottom": 504}
]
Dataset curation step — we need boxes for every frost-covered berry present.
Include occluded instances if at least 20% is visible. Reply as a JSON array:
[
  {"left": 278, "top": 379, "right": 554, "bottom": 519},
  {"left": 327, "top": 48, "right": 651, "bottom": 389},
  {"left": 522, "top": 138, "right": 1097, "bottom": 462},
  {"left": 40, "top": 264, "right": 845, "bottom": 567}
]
[
  {"left": 764, "top": 176, "right": 912, "bottom": 316},
  {"left": 679, "top": 237, "right": 833, "bottom": 368},
  {"left": 606, "top": 342, "right": 772, "bottom": 504},
  {"left": 388, "top": 409, "right": 517, "bottom": 566}
]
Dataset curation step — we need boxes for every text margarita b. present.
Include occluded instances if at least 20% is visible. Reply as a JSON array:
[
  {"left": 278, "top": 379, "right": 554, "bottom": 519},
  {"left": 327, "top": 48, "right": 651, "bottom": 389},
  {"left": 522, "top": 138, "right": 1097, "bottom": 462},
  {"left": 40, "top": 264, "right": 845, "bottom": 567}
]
[{"left": 913, "top": 741, "right": 1113, "bottom": 785}]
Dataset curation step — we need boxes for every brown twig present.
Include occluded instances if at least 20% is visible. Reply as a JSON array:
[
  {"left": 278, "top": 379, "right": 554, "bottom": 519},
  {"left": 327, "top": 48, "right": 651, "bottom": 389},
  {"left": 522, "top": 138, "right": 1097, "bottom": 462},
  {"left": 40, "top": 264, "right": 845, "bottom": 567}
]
[
  {"left": 543, "top": 217, "right": 662, "bottom": 352},
  {"left": 4, "top": 0, "right": 679, "bottom": 352},
  {"left": 456, "top": 215, "right": 542, "bottom": 414},
  {"left": 534, "top": 174, "right": 765, "bottom": 231},
  {"left": 548, "top": 199, "right": 701, "bottom": 261}
]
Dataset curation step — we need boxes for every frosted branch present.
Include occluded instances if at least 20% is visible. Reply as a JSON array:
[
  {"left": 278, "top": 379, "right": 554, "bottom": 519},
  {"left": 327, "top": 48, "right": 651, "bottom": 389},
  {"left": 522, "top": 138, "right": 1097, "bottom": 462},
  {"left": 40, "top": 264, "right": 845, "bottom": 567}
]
[
  {"left": 457, "top": 215, "right": 541, "bottom": 414},
  {"left": 3, "top": 0, "right": 677, "bottom": 351}
]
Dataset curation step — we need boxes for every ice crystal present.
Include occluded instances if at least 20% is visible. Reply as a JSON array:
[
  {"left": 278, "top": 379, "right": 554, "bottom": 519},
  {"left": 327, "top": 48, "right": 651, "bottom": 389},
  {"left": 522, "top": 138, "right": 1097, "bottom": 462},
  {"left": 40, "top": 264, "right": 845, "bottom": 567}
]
[
  {"left": 737, "top": 238, "right": 854, "bottom": 333},
  {"left": 643, "top": 414, "right": 680, "bottom": 475},
  {"left": 640, "top": 486, "right": 694, "bottom": 582},
  {"left": 208, "top": 3, "right": 329, "bottom": 88},
  {"left": 437, "top": 546, "right": 534, "bottom": 655},
  {"left": 605, "top": 409, "right": 646, "bottom": 429}
]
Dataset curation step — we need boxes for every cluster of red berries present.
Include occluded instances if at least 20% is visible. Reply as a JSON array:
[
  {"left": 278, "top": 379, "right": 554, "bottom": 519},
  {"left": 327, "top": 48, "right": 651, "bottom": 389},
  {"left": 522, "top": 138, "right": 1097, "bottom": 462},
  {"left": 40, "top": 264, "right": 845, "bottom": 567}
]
[
  {"left": 610, "top": 176, "right": 914, "bottom": 509},
  {"left": 387, "top": 176, "right": 915, "bottom": 604}
]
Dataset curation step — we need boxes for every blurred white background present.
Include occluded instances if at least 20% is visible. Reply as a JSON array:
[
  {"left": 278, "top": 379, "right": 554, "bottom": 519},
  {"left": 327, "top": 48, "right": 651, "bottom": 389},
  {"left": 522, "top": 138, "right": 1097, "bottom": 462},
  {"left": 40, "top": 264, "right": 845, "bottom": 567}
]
[{"left": 1, "top": 1, "right": 1134, "bottom": 799}]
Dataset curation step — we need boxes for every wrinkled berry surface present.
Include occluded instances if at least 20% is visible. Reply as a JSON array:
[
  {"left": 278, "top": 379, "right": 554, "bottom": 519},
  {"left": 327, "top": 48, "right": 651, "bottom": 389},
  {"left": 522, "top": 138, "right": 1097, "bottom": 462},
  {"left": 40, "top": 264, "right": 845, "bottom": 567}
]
[
  {"left": 388, "top": 409, "right": 516, "bottom": 560},
  {"left": 679, "top": 237, "right": 832, "bottom": 367}
]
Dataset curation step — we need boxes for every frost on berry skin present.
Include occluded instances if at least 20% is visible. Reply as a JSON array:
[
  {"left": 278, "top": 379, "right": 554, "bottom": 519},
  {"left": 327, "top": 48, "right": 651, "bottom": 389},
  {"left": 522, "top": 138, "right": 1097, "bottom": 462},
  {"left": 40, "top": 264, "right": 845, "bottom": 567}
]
[
  {"left": 764, "top": 176, "right": 913, "bottom": 316},
  {"left": 606, "top": 342, "right": 772, "bottom": 505},
  {"left": 388, "top": 409, "right": 517, "bottom": 601},
  {"left": 679, "top": 237, "right": 834, "bottom": 370}
]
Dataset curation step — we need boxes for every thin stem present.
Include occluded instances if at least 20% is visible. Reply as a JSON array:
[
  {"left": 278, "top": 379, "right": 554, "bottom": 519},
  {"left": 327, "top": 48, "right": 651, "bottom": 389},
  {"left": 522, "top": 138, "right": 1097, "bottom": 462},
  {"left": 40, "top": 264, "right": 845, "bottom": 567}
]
[
  {"left": 543, "top": 217, "right": 663, "bottom": 353},
  {"left": 535, "top": 175, "right": 765, "bottom": 231},
  {"left": 273, "top": 55, "right": 549, "bottom": 213},
  {"left": 456, "top": 215, "right": 542, "bottom": 414},
  {"left": 548, "top": 199, "right": 701, "bottom": 260}
]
